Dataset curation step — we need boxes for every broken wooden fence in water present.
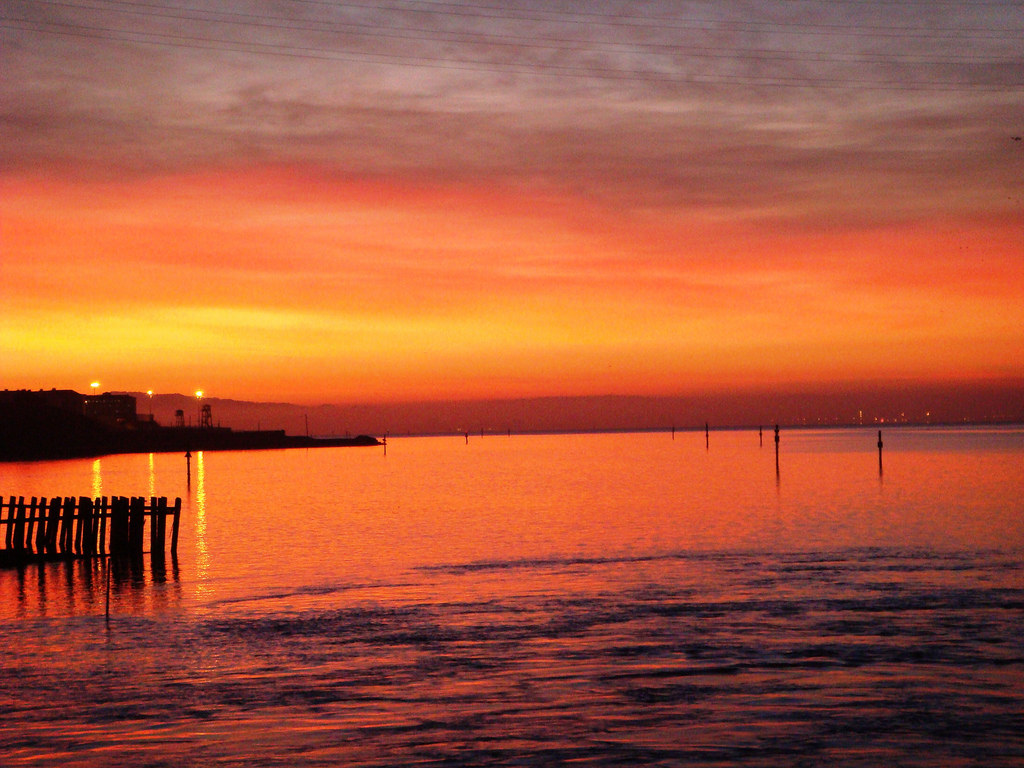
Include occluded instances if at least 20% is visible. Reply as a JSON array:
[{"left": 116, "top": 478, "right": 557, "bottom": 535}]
[{"left": 0, "top": 495, "right": 180, "bottom": 565}]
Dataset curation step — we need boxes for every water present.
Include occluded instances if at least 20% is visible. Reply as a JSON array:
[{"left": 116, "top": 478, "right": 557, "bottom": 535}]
[{"left": 2, "top": 427, "right": 1023, "bottom": 766}]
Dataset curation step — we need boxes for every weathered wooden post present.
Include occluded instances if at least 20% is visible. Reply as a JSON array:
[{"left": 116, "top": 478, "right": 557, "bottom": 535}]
[
  {"left": 155, "top": 497, "right": 169, "bottom": 555},
  {"left": 160, "top": 497, "right": 169, "bottom": 553},
  {"left": 5, "top": 497, "right": 16, "bottom": 552},
  {"left": 79, "top": 497, "right": 94, "bottom": 556},
  {"left": 87, "top": 497, "right": 100, "bottom": 555},
  {"left": 60, "top": 497, "right": 76, "bottom": 555},
  {"left": 1, "top": 496, "right": 11, "bottom": 550},
  {"left": 170, "top": 497, "right": 181, "bottom": 556},
  {"left": 24, "top": 497, "right": 38, "bottom": 554},
  {"left": 150, "top": 497, "right": 159, "bottom": 553},
  {"left": 128, "top": 496, "right": 146, "bottom": 555},
  {"left": 97, "top": 497, "right": 108, "bottom": 555},
  {"left": 110, "top": 496, "right": 130, "bottom": 555},
  {"left": 44, "top": 497, "right": 61, "bottom": 554},
  {"left": 75, "top": 496, "right": 90, "bottom": 555},
  {"left": 32, "top": 498, "right": 47, "bottom": 554},
  {"left": 13, "top": 497, "right": 27, "bottom": 553}
]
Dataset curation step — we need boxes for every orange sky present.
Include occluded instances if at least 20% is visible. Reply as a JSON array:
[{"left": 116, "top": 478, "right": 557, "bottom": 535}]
[{"left": 2, "top": 2, "right": 1022, "bottom": 408}]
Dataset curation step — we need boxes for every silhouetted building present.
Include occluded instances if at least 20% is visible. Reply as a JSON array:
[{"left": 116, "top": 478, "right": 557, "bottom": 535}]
[
  {"left": 0, "top": 389, "right": 85, "bottom": 414},
  {"left": 83, "top": 393, "right": 137, "bottom": 427}
]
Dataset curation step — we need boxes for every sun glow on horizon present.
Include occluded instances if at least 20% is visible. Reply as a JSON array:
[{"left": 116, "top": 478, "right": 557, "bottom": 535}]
[{"left": 3, "top": 167, "right": 1022, "bottom": 405}]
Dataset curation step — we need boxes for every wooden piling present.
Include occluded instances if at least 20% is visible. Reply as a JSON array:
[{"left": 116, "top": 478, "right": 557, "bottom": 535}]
[
  {"left": 170, "top": 497, "right": 181, "bottom": 556},
  {"left": 150, "top": 496, "right": 158, "bottom": 553},
  {"left": 2, "top": 496, "right": 12, "bottom": 550},
  {"left": 60, "top": 497, "right": 76, "bottom": 555},
  {"left": 128, "top": 496, "right": 146, "bottom": 555},
  {"left": 110, "top": 496, "right": 130, "bottom": 555},
  {"left": 79, "top": 497, "right": 92, "bottom": 556},
  {"left": 2, "top": 494, "right": 181, "bottom": 565},
  {"left": 155, "top": 497, "right": 168, "bottom": 553},
  {"left": 44, "top": 497, "right": 61, "bottom": 554},
  {"left": 97, "top": 497, "right": 108, "bottom": 555},
  {"left": 13, "top": 497, "right": 27, "bottom": 553},
  {"left": 74, "top": 496, "right": 88, "bottom": 555},
  {"left": 25, "top": 497, "right": 38, "bottom": 554},
  {"left": 33, "top": 498, "right": 46, "bottom": 553}
]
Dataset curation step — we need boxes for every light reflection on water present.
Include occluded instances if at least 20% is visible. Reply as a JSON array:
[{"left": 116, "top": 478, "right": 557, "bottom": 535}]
[
  {"left": 193, "top": 451, "right": 210, "bottom": 595},
  {"left": 1, "top": 428, "right": 1022, "bottom": 766},
  {"left": 91, "top": 458, "right": 102, "bottom": 500}
]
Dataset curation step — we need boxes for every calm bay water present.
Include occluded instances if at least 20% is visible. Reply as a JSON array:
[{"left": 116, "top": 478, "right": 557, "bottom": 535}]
[{"left": 2, "top": 427, "right": 1023, "bottom": 766}]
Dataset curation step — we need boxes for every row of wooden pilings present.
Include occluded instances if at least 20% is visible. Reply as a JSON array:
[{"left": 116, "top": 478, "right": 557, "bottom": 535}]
[{"left": 0, "top": 496, "right": 181, "bottom": 565}]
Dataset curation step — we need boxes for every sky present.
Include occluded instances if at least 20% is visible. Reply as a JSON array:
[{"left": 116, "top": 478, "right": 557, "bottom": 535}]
[{"left": 2, "top": 1, "right": 1023, "bottom": 415}]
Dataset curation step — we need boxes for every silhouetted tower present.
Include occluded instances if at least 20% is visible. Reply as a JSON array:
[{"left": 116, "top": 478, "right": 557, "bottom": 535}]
[
  {"left": 200, "top": 403, "right": 213, "bottom": 429},
  {"left": 174, "top": 409, "right": 185, "bottom": 428}
]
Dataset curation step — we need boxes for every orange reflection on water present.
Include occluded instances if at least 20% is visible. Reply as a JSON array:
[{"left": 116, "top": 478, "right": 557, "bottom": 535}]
[
  {"left": 91, "top": 458, "right": 102, "bottom": 500},
  {"left": 1, "top": 428, "right": 1021, "bottom": 615},
  {"left": 192, "top": 451, "right": 211, "bottom": 596}
]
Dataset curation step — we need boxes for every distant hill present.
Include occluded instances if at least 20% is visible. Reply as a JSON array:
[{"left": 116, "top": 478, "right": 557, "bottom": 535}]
[{"left": 131, "top": 379, "right": 1024, "bottom": 437}]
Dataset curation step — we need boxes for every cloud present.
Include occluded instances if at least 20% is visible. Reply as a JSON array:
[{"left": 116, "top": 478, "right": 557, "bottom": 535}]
[{"left": 4, "top": 0, "right": 1020, "bottom": 208}]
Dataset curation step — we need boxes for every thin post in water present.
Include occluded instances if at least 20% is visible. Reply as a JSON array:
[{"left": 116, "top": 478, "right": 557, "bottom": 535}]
[{"left": 878, "top": 430, "right": 883, "bottom": 476}]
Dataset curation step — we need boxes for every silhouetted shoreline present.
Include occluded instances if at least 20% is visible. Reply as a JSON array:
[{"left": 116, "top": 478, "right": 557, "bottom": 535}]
[{"left": 0, "top": 398, "right": 379, "bottom": 462}]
